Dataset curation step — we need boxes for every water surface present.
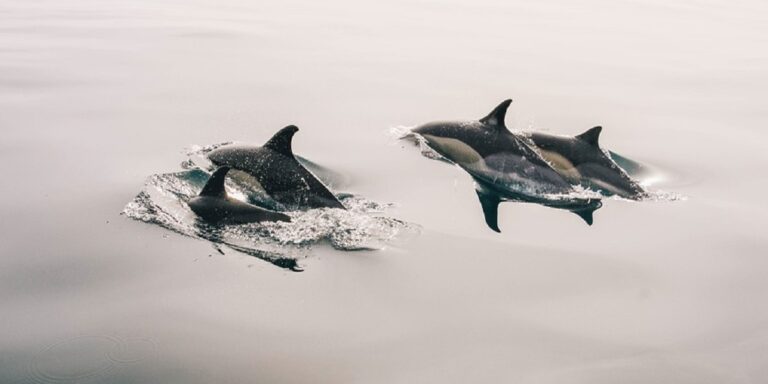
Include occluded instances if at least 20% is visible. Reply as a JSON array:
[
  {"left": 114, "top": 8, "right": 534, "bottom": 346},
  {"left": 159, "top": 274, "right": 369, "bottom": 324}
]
[{"left": 2, "top": 0, "right": 767, "bottom": 382}]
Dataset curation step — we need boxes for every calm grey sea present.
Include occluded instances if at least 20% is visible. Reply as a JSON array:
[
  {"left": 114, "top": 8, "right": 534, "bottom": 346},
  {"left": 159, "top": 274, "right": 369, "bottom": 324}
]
[{"left": 1, "top": 0, "right": 767, "bottom": 382}]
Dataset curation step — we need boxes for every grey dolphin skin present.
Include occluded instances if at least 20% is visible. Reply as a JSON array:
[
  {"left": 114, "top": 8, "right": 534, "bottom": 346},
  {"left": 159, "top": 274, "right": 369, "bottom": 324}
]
[
  {"left": 207, "top": 125, "right": 346, "bottom": 210},
  {"left": 411, "top": 99, "right": 600, "bottom": 231},
  {"left": 413, "top": 99, "right": 573, "bottom": 195},
  {"left": 524, "top": 127, "right": 646, "bottom": 199},
  {"left": 188, "top": 166, "right": 291, "bottom": 224}
]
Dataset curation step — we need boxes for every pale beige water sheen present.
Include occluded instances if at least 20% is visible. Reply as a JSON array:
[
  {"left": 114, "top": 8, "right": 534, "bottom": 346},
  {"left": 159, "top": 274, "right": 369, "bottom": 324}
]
[{"left": 1, "top": 0, "right": 767, "bottom": 383}]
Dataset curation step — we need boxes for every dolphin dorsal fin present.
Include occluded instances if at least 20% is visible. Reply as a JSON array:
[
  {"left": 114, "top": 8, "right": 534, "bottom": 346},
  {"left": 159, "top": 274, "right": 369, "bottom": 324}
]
[
  {"left": 264, "top": 125, "right": 299, "bottom": 157},
  {"left": 479, "top": 99, "right": 513, "bottom": 130},
  {"left": 576, "top": 126, "right": 602, "bottom": 147},
  {"left": 199, "top": 166, "right": 230, "bottom": 197}
]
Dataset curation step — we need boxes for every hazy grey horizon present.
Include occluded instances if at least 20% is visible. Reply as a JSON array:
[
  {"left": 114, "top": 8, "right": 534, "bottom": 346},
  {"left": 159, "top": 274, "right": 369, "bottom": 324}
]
[{"left": 2, "top": 0, "right": 767, "bottom": 383}]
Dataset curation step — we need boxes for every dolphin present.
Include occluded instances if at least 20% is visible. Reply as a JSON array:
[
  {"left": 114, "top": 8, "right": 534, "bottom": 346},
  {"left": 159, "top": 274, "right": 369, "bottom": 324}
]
[
  {"left": 188, "top": 166, "right": 291, "bottom": 224},
  {"left": 523, "top": 127, "right": 646, "bottom": 199},
  {"left": 207, "top": 125, "right": 346, "bottom": 210},
  {"left": 410, "top": 99, "right": 601, "bottom": 231},
  {"left": 412, "top": 99, "right": 574, "bottom": 195}
]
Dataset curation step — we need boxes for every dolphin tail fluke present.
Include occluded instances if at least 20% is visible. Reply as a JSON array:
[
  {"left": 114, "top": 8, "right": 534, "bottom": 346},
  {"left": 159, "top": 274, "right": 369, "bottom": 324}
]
[
  {"left": 570, "top": 202, "right": 601, "bottom": 226},
  {"left": 476, "top": 189, "right": 502, "bottom": 232},
  {"left": 199, "top": 166, "right": 230, "bottom": 197}
]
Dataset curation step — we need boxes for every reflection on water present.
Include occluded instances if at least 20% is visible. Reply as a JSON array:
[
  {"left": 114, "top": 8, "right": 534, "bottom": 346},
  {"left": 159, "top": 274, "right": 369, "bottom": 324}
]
[{"left": 122, "top": 147, "right": 417, "bottom": 271}]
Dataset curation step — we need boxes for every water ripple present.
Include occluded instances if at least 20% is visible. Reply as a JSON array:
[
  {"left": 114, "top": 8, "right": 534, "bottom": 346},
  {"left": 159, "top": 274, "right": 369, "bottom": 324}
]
[{"left": 122, "top": 149, "right": 418, "bottom": 271}]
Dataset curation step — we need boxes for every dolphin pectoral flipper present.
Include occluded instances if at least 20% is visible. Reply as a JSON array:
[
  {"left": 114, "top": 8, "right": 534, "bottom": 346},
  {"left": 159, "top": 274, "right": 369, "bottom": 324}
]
[
  {"left": 199, "top": 166, "right": 230, "bottom": 197},
  {"left": 475, "top": 187, "right": 502, "bottom": 233},
  {"left": 479, "top": 99, "right": 513, "bottom": 129}
]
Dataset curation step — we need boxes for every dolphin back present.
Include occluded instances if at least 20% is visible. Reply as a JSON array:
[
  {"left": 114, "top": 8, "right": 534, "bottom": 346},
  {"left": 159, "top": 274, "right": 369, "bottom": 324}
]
[{"left": 207, "top": 127, "right": 346, "bottom": 210}]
